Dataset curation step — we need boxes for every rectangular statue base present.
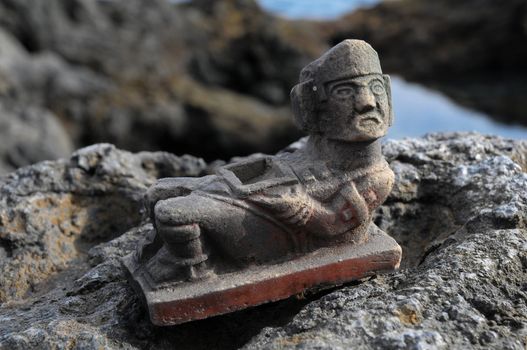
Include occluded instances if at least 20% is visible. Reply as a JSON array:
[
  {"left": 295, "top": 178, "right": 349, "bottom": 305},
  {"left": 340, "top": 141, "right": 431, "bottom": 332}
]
[{"left": 122, "top": 227, "right": 401, "bottom": 326}]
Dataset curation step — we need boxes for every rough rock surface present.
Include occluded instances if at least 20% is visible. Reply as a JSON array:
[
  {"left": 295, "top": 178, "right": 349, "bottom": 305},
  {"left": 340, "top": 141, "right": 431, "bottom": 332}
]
[
  {"left": 0, "top": 144, "right": 206, "bottom": 303},
  {"left": 1, "top": 133, "right": 526, "bottom": 349},
  {"left": 247, "top": 133, "right": 527, "bottom": 349}
]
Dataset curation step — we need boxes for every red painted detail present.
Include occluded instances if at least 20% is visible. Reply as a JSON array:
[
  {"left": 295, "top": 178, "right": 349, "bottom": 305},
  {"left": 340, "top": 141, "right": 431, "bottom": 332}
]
[
  {"left": 362, "top": 189, "right": 379, "bottom": 211},
  {"left": 339, "top": 202, "right": 358, "bottom": 225}
]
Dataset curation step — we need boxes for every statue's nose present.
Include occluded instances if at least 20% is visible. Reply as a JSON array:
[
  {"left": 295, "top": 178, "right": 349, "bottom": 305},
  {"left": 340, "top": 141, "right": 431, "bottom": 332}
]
[{"left": 354, "top": 88, "right": 376, "bottom": 114}]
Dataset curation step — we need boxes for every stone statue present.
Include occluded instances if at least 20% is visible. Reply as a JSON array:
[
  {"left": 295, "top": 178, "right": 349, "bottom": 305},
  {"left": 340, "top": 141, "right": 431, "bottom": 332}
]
[{"left": 123, "top": 39, "right": 402, "bottom": 326}]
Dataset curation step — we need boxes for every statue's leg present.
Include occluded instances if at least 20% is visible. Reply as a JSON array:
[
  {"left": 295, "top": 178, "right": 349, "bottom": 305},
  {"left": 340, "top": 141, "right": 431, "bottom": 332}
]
[
  {"left": 146, "top": 200, "right": 211, "bottom": 283},
  {"left": 146, "top": 194, "right": 295, "bottom": 282}
]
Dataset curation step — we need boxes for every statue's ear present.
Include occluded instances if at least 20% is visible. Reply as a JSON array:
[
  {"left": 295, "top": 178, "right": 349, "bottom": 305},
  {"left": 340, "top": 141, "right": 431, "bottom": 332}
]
[
  {"left": 382, "top": 74, "right": 394, "bottom": 126},
  {"left": 291, "top": 79, "right": 319, "bottom": 133}
]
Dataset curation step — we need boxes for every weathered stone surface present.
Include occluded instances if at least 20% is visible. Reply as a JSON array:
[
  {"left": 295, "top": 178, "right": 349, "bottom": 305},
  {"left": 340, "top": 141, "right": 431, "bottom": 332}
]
[
  {"left": 0, "top": 144, "right": 206, "bottom": 303},
  {"left": 247, "top": 133, "right": 527, "bottom": 349},
  {"left": 0, "top": 133, "right": 526, "bottom": 349}
]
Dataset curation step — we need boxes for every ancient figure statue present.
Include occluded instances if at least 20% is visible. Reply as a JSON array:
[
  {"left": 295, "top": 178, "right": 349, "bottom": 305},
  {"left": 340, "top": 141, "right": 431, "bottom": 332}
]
[{"left": 124, "top": 39, "right": 401, "bottom": 326}]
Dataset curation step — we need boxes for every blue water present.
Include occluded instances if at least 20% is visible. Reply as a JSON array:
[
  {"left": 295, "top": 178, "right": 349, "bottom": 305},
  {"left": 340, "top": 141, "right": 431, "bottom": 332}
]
[
  {"left": 258, "top": 0, "right": 527, "bottom": 140},
  {"left": 389, "top": 77, "right": 527, "bottom": 140},
  {"left": 258, "top": 0, "right": 380, "bottom": 19}
]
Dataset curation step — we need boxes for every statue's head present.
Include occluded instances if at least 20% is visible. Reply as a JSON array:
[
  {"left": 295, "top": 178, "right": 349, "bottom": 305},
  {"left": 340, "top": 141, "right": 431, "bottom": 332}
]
[{"left": 291, "top": 39, "right": 393, "bottom": 142}]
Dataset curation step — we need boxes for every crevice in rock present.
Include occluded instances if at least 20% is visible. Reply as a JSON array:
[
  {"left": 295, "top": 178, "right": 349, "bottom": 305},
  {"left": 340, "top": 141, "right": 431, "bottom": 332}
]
[
  {"left": 0, "top": 237, "right": 13, "bottom": 258},
  {"left": 377, "top": 200, "right": 460, "bottom": 268}
]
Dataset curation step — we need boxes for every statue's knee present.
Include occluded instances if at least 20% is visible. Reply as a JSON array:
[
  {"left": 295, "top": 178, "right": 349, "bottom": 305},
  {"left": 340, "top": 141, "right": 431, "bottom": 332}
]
[
  {"left": 145, "top": 178, "right": 197, "bottom": 218},
  {"left": 154, "top": 199, "right": 203, "bottom": 258},
  {"left": 154, "top": 198, "right": 179, "bottom": 227}
]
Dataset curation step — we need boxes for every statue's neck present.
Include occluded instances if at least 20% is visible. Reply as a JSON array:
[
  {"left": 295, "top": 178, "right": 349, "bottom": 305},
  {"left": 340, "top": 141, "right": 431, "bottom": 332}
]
[{"left": 305, "top": 134, "right": 382, "bottom": 171}]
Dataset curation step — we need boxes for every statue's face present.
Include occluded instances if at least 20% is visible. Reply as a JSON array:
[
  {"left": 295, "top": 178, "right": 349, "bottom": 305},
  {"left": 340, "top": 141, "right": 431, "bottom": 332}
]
[{"left": 321, "top": 74, "right": 391, "bottom": 142}]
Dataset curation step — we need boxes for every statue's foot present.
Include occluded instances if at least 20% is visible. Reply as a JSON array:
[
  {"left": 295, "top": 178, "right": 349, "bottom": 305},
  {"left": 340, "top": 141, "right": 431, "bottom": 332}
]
[
  {"left": 135, "top": 228, "right": 162, "bottom": 263},
  {"left": 145, "top": 246, "right": 213, "bottom": 284}
]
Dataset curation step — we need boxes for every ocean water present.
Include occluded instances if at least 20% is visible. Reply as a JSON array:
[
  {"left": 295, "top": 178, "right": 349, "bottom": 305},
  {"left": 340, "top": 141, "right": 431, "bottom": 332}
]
[
  {"left": 388, "top": 77, "right": 527, "bottom": 140},
  {"left": 258, "top": 0, "right": 380, "bottom": 19},
  {"left": 258, "top": 0, "right": 527, "bottom": 139}
]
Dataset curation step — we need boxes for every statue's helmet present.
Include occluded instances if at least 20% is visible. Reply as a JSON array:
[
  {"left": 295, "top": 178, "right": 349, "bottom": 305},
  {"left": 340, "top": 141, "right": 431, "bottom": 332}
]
[{"left": 291, "top": 39, "right": 393, "bottom": 136}]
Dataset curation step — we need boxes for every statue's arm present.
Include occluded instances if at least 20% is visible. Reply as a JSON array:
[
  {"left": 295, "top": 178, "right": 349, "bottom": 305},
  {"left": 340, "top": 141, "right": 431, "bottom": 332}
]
[
  {"left": 311, "top": 168, "right": 395, "bottom": 236},
  {"left": 300, "top": 182, "right": 371, "bottom": 238},
  {"left": 247, "top": 182, "right": 369, "bottom": 238}
]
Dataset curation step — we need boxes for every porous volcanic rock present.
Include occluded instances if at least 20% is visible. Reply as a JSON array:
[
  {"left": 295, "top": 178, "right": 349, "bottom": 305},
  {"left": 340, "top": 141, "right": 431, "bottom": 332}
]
[
  {"left": 0, "top": 133, "right": 526, "bottom": 349},
  {"left": 247, "top": 133, "right": 527, "bottom": 349},
  {"left": 0, "top": 144, "right": 207, "bottom": 304}
]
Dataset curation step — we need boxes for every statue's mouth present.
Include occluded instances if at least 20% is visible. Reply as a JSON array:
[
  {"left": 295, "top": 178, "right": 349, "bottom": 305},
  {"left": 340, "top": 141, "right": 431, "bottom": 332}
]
[{"left": 358, "top": 115, "right": 381, "bottom": 126}]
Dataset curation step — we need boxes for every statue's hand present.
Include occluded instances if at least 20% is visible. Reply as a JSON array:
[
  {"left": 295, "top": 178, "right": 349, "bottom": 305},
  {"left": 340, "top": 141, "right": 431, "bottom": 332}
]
[{"left": 247, "top": 186, "right": 314, "bottom": 227}]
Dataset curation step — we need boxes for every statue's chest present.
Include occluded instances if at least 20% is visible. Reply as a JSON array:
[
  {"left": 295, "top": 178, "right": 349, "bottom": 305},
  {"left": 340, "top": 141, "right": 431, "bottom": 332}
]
[{"left": 294, "top": 165, "right": 367, "bottom": 202}]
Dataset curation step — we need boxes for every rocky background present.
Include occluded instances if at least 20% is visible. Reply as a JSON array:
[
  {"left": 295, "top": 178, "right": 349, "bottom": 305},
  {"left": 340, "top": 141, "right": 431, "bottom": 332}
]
[
  {"left": 0, "top": 0, "right": 526, "bottom": 349},
  {"left": 0, "top": 0, "right": 321, "bottom": 173}
]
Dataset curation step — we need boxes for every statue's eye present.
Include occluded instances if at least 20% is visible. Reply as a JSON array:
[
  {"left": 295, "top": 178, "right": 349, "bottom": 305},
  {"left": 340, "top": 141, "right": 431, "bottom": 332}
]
[
  {"left": 333, "top": 86, "right": 353, "bottom": 98},
  {"left": 370, "top": 81, "right": 385, "bottom": 95}
]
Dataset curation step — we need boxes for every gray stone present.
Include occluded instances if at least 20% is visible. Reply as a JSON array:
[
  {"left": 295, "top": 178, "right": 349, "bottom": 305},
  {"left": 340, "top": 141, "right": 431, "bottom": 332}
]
[
  {"left": 0, "top": 26, "right": 108, "bottom": 174},
  {"left": 0, "top": 0, "right": 316, "bottom": 161},
  {"left": 0, "top": 143, "right": 206, "bottom": 303},
  {"left": 0, "top": 132, "right": 525, "bottom": 349},
  {"left": 124, "top": 40, "right": 400, "bottom": 326},
  {"left": 246, "top": 132, "right": 527, "bottom": 349},
  {"left": 0, "top": 104, "right": 72, "bottom": 175}
]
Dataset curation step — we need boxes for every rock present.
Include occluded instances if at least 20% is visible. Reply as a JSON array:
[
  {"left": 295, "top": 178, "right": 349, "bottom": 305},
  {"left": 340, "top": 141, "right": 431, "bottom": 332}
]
[
  {"left": 0, "top": 0, "right": 316, "bottom": 162},
  {"left": 0, "top": 26, "right": 107, "bottom": 174},
  {"left": 1, "top": 133, "right": 526, "bottom": 349},
  {"left": 0, "top": 104, "right": 73, "bottom": 175},
  {"left": 328, "top": 0, "right": 527, "bottom": 80},
  {"left": 0, "top": 28, "right": 73, "bottom": 174},
  {"left": 247, "top": 133, "right": 527, "bottom": 349},
  {"left": 0, "top": 143, "right": 207, "bottom": 303},
  {"left": 323, "top": 0, "right": 527, "bottom": 125},
  {"left": 185, "top": 0, "right": 323, "bottom": 105}
]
